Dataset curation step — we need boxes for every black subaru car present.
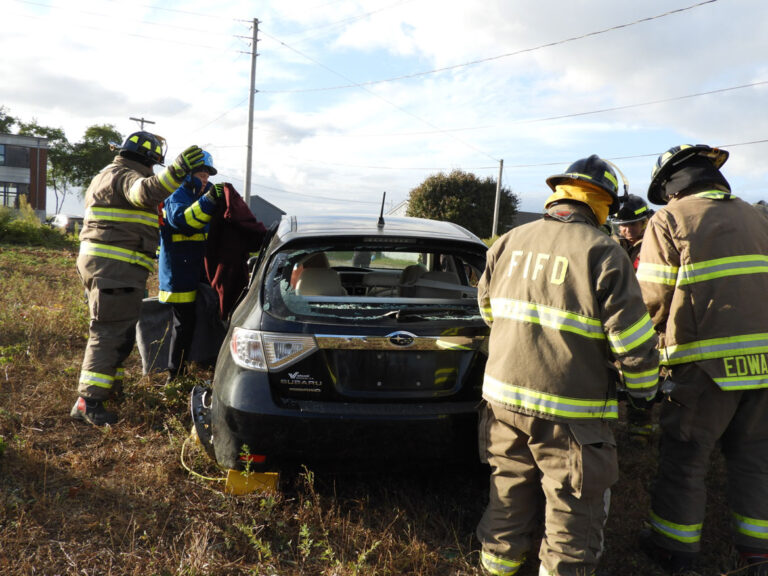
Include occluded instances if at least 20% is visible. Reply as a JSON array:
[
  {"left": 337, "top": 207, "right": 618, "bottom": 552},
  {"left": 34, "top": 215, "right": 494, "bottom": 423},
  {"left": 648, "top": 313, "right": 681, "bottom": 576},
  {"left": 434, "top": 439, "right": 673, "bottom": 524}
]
[{"left": 192, "top": 214, "right": 489, "bottom": 470}]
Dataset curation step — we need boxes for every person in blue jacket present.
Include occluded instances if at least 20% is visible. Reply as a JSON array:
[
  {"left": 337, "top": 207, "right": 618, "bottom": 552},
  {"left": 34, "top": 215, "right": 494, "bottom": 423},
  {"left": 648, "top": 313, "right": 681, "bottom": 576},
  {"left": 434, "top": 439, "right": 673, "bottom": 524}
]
[{"left": 157, "top": 150, "right": 222, "bottom": 381}]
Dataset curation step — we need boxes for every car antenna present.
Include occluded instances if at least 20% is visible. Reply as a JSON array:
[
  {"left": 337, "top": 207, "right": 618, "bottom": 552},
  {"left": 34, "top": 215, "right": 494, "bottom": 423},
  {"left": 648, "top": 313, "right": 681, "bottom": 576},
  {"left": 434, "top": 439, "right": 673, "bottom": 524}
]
[{"left": 377, "top": 191, "right": 386, "bottom": 229}]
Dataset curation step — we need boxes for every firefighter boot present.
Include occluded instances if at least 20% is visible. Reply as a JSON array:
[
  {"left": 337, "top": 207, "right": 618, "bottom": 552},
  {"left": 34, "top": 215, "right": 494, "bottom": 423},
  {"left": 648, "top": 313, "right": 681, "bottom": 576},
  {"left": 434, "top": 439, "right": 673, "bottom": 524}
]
[
  {"left": 70, "top": 396, "right": 118, "bottom": 426},
  {"left": 640, "top": 531, "right": 699, "bottom": 575},
  {"left": 538, "top": 565, "right": 607, "bottom": 575}
]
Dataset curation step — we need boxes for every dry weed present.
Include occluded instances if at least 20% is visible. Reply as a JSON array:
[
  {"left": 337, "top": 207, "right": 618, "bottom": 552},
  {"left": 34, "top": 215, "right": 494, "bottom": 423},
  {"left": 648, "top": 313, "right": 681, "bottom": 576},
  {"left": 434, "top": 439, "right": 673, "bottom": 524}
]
[{"left": 0, "top": 245, "right": 744, "bottom": 576}]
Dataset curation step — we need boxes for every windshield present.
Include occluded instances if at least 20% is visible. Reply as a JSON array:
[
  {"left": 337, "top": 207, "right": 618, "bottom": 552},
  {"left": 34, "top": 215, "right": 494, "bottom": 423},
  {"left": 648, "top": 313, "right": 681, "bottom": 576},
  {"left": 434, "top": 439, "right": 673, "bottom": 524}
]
[{"left": 262, "top": 244, "right": 486, "bottom": 324}]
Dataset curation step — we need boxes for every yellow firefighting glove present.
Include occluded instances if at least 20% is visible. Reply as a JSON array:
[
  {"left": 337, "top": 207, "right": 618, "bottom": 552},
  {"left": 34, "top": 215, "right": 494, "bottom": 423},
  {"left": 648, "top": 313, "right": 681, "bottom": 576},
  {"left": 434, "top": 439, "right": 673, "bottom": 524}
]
[
  {"left": 168, "top": 145, "right": 204, "bottom": 180},
  {"left": 204, "top": 183, "right": 224, "bottom": 204}
]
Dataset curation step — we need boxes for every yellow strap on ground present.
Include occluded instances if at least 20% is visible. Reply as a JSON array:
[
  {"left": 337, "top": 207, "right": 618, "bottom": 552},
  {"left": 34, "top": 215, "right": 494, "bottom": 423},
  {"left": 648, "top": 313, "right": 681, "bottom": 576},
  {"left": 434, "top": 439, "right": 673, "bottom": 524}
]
[
  {"left": 225, "top": 469, "right": 280, "bottom": 495},
  {"left": 181, "top": 430, "right": 279, "bottom": 494}
]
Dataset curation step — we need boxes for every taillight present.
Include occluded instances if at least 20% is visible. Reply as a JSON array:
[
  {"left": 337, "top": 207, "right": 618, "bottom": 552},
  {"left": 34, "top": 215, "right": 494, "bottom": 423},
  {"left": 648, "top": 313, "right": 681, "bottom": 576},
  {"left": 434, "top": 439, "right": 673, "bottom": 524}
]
[
  {"left": 230, "top": 328, "right": 317, "bottom": 371},
  {"left": 231, "top": 327, "right": 267, "bottom": 370}
]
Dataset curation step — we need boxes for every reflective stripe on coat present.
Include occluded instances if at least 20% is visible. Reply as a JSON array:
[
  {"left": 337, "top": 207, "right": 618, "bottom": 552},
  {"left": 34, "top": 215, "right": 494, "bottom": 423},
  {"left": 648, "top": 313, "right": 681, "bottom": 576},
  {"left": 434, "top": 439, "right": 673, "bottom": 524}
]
[
  {"left": 638, "top": 191, "right": 768, "bottom": 390},
  {"left": 478, "top": 204, "right": 659, "bottom": 422}
]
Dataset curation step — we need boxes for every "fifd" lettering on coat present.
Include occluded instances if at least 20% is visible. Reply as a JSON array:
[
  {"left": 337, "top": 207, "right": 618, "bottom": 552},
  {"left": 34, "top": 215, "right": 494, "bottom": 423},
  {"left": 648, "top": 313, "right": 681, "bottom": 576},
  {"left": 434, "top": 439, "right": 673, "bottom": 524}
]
[{"left": 507, "top": 250, "right": 568, "bottom": 285}]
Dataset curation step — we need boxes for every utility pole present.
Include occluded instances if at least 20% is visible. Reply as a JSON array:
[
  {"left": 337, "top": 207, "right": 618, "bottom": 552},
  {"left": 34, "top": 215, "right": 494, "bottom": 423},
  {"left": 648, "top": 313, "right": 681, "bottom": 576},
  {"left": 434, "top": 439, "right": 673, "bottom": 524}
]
[
  {"left": 491, "top": 159, "right": 504, "bottom": 237},
  {"left": 244, "top": 18, "right": 259, "bottom": 203},
  {"left": 129, "top": 116, "right": 155, "bottom": 131}
]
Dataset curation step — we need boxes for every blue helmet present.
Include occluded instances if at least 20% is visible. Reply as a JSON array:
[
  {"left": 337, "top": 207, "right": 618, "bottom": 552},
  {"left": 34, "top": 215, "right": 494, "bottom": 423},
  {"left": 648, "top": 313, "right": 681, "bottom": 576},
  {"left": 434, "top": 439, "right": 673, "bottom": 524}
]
[
  {"left": 199, "top": 151, "right": 217, "bottom": 175},
  {"left": 184, "top": 150, "right": 217, "bottom": 190}
]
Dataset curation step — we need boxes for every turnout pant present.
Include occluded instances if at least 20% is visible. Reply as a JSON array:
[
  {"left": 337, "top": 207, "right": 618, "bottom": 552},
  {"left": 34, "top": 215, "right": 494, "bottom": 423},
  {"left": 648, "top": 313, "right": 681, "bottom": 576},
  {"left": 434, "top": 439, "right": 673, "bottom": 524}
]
[
  {"left": 166, "top": 301, "right": 197, "bottom": 378},
  {"left": 76, "top": 255, "right": 148, "bottom": 401},
  {"left": 477, "top": 402, "right": 618, "bottom": 576},
  {"left": 650, "top": 363, "right": 768, "bottom": 555}
]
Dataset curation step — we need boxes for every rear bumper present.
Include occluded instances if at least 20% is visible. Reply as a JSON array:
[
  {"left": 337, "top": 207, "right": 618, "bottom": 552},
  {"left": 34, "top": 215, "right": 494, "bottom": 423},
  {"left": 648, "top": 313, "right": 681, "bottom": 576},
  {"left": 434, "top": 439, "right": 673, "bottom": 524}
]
[{"left": 211, "top": 371, "right": 481, "bottom": 469}]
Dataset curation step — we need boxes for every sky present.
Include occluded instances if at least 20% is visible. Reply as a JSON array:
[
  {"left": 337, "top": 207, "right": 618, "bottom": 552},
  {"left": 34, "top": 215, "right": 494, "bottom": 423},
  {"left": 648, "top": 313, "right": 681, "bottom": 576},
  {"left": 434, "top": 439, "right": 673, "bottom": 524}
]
[{"left": 2, "top": 0, "right": 768, "bottom": 220}]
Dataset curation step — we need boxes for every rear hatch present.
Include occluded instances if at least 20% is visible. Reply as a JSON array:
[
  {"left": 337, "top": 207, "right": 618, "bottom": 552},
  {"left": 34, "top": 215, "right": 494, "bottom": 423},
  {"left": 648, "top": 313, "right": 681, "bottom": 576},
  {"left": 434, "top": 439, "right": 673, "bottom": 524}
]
[{"left": 250, "top": 241, "right": 488, "bottom": 403}]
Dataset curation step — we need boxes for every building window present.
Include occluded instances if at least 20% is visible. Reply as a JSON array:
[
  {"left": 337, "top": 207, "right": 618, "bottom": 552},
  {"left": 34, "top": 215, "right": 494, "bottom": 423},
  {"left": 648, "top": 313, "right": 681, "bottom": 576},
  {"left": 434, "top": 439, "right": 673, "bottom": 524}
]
[
  {"left": 0, "top": 182, "right": 27, "bottom": 208},
  {"left": 0, "top": 144, "right": 4, "bottom": 165},
  {"left": 4, "top": 145, "right": 29, "bottom": 168}
]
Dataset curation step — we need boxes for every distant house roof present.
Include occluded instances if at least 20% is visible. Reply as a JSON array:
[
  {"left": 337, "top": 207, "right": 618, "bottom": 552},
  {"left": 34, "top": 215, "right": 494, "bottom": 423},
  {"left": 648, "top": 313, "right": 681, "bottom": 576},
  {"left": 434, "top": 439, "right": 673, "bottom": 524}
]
[
  {"left": 386, "top": 199, "right": 541, "bottom": 231},
  {"left": 509, "top": 210, "right": 542, "bottom": 229},
  {"left": 386, "top": 199, "right": 409, "bottom": 217}
]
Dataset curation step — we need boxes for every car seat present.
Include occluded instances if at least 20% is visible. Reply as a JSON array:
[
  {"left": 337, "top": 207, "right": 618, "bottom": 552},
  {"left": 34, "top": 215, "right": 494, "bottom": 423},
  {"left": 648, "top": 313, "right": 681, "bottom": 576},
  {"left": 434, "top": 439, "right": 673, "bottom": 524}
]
[
  {"left": 399, "top": 264, "right": 462, "bottom": 298},
  {"left": 295, "top": 268, "right": 348, "bottom": 296}
]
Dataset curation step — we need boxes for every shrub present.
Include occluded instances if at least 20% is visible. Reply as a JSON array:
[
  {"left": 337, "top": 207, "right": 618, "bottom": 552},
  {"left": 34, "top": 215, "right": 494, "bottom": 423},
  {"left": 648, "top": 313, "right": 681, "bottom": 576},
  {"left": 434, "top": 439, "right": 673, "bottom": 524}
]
[{"left": 0, "top": 197, "right": 76, "bottom": 248}]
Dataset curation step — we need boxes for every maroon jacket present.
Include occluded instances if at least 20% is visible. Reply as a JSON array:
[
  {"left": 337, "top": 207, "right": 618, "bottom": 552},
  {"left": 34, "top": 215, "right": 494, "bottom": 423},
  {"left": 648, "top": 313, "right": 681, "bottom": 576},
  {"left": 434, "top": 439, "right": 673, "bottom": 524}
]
[{"left": 204, "top": 184, "right": 266, "bottom": 320}]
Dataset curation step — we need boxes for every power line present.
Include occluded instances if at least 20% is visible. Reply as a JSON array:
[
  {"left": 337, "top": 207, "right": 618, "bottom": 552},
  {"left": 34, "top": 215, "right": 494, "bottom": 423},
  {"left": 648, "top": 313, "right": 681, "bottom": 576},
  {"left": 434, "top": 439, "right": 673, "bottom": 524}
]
[
  {"left": 210, "top": 171, "right": 391, "bottom": 206},
  {"left": 209, "top": 138, "right": 768, "bottom": 211},
  {"left": 304, "top": 0, "right": 351, "bottom": 11},
  {"left": 501, "top": 138, "right": 768, "bottom": 171},
  {"left": 268, "top": 138, "right": 768, "bottom": 176},
  {"left": 244, "top": 77, "right": 768, "bottom": 170},
  {"left": 277, "top": 153, "right": 496, "bottom": 171},
  {"left": 252, "top": 182, "right": 382, "bottom": 204},
  {"left": 8, "top": 0, "right": 243, "bottom": 49},
  {"left": 10, "top": 0, "right": 249, "bottom": 24},
  {"left": 717, "top": 138, "right": 768, "bottom": 150},
  {"left": 173, "top": 96, "right": 250, "bottom": 133},
  {"left": 281, "top": 0, "right": 417, "bottom": 44},
  {"left": 253, "top": 79, "right": 768, "bottom": 142},
  {"left": 90, "top": 0, "right": 251, "bottom": 22},
  {"left": 260, "top": 0, "right": 720, "bottom": 94},
  {"left": 505, "top": 80, "right": 768, "bottom": 127},
  {"left": 259, "top": 29, "right": 500, "bottom": 163}
]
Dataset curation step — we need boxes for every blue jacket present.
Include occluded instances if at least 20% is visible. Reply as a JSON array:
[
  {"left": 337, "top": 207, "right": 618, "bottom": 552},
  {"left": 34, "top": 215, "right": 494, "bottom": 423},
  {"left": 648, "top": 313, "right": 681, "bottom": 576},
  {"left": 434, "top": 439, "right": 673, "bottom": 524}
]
[{"left": 157, "top": 177, "right": 218, "bottom": 303}]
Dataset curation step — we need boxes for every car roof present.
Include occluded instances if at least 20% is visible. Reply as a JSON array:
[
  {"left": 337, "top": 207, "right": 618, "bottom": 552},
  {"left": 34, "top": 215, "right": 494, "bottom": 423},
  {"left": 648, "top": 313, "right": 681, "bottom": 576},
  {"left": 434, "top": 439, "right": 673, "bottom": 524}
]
[{"left": 275, "top": 214, "right": 486, "bottom": 246}]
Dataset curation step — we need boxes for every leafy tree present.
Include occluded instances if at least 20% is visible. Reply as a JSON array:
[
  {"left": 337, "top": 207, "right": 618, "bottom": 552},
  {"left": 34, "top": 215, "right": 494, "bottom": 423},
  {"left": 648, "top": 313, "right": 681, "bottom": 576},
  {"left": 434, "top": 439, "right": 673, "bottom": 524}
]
[
  {"left": 69, "top": 124, "right": 122, "bottom": 188},
  {"left": 0, "top": 106, "right": 17, "bottom": 134},
  {"left": 406, "top": 169, "right": 519, "bottom": 238},
  {"left": 17, "top": 120, "right": 72, "bottom": 215},
  {"left": 15, "top": 116, "right": 123, "bottom": 214}
]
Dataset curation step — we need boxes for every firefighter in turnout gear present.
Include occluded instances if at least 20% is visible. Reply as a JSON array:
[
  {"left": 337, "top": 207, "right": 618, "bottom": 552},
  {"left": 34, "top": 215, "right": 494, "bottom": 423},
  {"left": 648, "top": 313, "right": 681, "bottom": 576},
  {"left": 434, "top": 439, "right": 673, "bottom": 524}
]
[
  {"left": 638, "top": 145, "right": 768, "bottom": 575},
  {"left": 476, "top": 155, "right": 659, "bottom": 576},
  {"left": 610, "top": 194, "right": 657, "bottom": 445},
  {"left": 157, "top": 150, "right": 221, "bottom": 381},
  {"left": 71, "top": 132, "right": 205, "bottom": 426},
  {"left": 611, "top": 194, "right": 653, "bottom": 272}
]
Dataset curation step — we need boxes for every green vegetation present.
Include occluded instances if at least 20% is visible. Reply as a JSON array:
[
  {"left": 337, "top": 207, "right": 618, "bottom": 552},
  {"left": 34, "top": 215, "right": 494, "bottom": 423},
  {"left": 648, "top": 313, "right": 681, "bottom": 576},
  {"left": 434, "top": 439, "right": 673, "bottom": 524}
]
[
  {"left": 2, "top": 105, "right": 123, "bottom": 214},
  {"left": 407, "top": 169, "right": 519, "bottom": 238},
  {"left": 0, "top": 198, "right": 77, "bottom": 248},
  {"left": 0, "top": 243, "right": 741, "bottom": 575}
]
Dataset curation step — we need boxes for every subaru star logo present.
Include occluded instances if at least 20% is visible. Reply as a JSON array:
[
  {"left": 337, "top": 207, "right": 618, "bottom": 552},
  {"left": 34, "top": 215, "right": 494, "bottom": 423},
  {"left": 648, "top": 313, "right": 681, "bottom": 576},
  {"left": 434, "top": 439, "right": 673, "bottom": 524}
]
[{"left": 387, "top": 331, "right": 416, "bottom": 347}]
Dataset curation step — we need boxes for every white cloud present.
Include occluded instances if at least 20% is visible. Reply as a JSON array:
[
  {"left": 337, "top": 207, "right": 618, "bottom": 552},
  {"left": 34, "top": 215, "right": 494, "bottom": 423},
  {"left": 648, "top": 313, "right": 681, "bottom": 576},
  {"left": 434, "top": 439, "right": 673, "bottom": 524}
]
[{"left": 5, "top": 0, "right": 768, "bottom": 219}]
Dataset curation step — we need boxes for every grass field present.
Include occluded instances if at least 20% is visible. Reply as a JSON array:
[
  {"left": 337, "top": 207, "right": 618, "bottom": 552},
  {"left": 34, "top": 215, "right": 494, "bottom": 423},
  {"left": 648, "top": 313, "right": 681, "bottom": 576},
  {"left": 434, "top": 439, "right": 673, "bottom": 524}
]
[{"left": 0, "top": 244, "right": 746, "bottom": 576}]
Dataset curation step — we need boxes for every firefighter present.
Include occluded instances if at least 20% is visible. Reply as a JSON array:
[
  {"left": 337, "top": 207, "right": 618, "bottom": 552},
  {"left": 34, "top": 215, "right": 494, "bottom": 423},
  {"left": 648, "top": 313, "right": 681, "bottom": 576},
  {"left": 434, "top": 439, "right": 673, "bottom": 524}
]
[
  {"left": 476, "top": 155, "right": 659, "bottom": 576},
  {"left": 611, "top": 194, "right": 653, "bottom": 272},
  {"left": 71, "top": 132, "right": 205, "bottom": 426},
  {"left": 610, "top": 195, "right": 657, "bottom": 445},
  {"left": 637, "top": 145, "right": 768, "bottom": 575},
  {"left": 157, "top": 150, "right": 222, "bottom": 381}
]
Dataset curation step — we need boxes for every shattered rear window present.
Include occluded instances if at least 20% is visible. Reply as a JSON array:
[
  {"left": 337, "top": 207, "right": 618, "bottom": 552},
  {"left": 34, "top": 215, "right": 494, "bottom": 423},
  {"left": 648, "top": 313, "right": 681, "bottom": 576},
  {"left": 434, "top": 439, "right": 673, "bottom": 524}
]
[{"left": 262, "top": 244, "right": 485, "bottom": 324}]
